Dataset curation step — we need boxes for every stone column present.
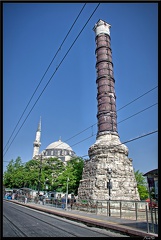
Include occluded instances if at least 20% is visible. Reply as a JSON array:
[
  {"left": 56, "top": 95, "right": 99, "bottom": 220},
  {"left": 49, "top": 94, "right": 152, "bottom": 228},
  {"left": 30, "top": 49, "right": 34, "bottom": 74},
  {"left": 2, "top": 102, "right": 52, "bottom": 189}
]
[
  {"left": 94, "top": 20, "right": 118, "bottom": 138},
  {"left": 78, "top": 20, "right": 140, "bottom": 202}
]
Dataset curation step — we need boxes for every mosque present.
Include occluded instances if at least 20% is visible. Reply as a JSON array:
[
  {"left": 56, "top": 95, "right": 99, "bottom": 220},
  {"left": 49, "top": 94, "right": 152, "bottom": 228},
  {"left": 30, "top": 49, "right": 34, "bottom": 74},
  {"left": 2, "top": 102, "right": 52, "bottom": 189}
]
[{"left": 32, "top": 117, "right": 76, "bottom": 162}]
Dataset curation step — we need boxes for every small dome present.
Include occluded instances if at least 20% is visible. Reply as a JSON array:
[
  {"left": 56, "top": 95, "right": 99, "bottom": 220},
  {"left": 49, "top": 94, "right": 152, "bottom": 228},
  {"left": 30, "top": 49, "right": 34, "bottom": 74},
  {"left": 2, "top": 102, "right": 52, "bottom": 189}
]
[{"left": 46, "top": 139, "right": 72, "bottom": 151}]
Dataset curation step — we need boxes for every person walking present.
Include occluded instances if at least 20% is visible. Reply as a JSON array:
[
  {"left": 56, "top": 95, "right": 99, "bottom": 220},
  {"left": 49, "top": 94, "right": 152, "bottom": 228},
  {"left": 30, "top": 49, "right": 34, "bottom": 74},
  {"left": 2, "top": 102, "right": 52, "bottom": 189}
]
[
  {"left": 70, "top": 199, "right": 73, "bottom": 210},
  {"left": 62, "top": 196, "right": 65, "bottom": 209},
  {"left": 25, "top": 196, "right": 27, "bottom": 204},
  {"left": 43, "top": 197, "right": 46, "bottom": 205}
]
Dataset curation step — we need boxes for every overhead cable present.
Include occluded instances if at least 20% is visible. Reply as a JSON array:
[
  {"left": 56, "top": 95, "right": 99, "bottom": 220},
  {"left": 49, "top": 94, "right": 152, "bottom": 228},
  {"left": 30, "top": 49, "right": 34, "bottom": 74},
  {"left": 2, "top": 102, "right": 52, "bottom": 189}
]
[
  {"left": 3, "top": 3, "right": 100, "bottom": 157},
  {"left": 117, "top": 86, "right": 158, "bottom": 112},
  {"left": 81, "top": 130, "right": 158, "bottom": 159},
  {"left": 49, "top": 102, "right": 157, "bottom": 150},
  {"left": 3, "top": 3, "right": 87, "bottom": 153},
  {"left": 3, "top": 129, "right": 158, "bottom": 164},
  {"left": 49, "top": 86, "right": 158, "bottom": 150}
]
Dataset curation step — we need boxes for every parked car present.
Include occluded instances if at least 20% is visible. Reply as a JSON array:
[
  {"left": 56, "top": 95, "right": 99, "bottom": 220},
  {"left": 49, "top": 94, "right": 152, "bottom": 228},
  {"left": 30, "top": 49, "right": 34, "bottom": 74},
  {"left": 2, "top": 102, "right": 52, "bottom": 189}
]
[
  {"left": 145, "top": 198, "right": 158, "bottom": 209},
  {"left": 7, "top": 195, "right": 12, "bottom": 200}
]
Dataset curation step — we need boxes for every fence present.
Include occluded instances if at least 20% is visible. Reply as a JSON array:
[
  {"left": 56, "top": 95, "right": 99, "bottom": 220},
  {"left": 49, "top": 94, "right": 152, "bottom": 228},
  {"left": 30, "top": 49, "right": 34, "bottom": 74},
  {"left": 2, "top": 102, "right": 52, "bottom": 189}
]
[
  {"left": 72, "top": 199, "right": 158, "bottom": 234},
  {"left": 14, "top": 196, "right": 158, "bottom": 234}
]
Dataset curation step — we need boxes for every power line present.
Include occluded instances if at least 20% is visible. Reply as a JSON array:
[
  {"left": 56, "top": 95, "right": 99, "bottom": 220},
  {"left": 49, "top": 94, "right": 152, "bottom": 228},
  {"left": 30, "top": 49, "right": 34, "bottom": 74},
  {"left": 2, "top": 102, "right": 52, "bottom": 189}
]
[
  {"left": 3, "top": 3, "right": 100, "bottom": 157},
  {"left": 117, "top": 86, "right": 158, "bottom": 112},
  {"left": 47, "top": 84, "right": 157, "bottom": 150},
  {"left": 3, "top": 86, "right": 157, "bottom": 159},
  {"left": 3, "top": 3, "right": 87, "bottom": 153},
  {"left": 81, "top": 130, "right": 158, "bottom": 159},
  {"left": 5, "top": 99, "right": 156, "bottom": 162},
  {"left": 118, "top": 103, "right": 158, "bottom": 124},
  {"left": 51, "top": 102, "right": 157, "bottom": 150},
  {"left": 53, "top": 86, "right": 158, "bottom": 149},
  {"left": 69, "top": 103, "right": 157, "bottom": 149},
  {"left": 3, "top": 129, "right": 158, "bottom": 164}
]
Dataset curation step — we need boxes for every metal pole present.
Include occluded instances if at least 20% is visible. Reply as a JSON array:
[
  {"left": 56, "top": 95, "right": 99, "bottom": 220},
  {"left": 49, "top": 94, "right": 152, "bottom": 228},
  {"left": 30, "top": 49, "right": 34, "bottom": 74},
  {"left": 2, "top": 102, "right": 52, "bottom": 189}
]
[
  {"left": 120, "top": 201, "right": 122, "bottom": 218},
  {"left": 154, "top": 207, "right": 157, "bottom": 224},
  {"left": 109, "top": 179, "right": 111, "bottom": 217},
  {"left": 135, "top": 202, "right": 138, "bottom": 221},
  {"left": 38, "top": 154, "right": 42, "bottom": 196},
  {"left": 151, "top": 207, "right": 154, "bottom": 233},
  {"left": 107, "top": 168, "right": 112, "bottom": 217},
  {"left": 96, "top": 201, "right": 98, "bottom": 215},
  {"left": 145, "top": 205, "right": 149, "bottom": 233},
  {"left": 65, "top": 178, "right": 69, "bottom": 210}
]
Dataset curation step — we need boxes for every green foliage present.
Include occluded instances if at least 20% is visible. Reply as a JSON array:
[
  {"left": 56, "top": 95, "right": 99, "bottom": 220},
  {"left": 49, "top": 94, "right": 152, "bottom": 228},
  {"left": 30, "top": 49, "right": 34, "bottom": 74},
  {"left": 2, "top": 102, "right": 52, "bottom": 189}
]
[
  {"left": 150, "top": 187, "right": 156, "bottom": 199},
  {"left": 4, "top": 157, "right": 150, "bottom": 201},
  {"left": 3, "top": 156, "right": 84, "bottom": 195},
  {"left": 134, "top": 170, "right": 149, "bottom": 200},
  {"left": 3, "top": 157, "right": 26, "bottom": 188}
]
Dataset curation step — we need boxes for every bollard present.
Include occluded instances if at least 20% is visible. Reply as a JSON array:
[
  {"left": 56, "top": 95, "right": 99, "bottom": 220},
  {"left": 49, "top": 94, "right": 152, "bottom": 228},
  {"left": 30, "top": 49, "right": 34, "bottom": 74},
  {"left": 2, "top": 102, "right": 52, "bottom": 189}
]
[
  {"left": 96, "top": 201, "right": 98, "bottom": 215},
  {"left": 151, "top": 207, "right": 154, "bottom": 233},
  {"left": 154, "top": 207, "right": 157, "bottom": 224},
  {"left": 135, "top": 202, "right": 138, "bottom": 221},
  {"left": 154, "top": 207, "right": 158, "bottom": 234},
  {"left": 145, "top": 205, "right": 149, "bottom": 233},
  {"left": 120, "top": 201, "right": 122, "bottom": 219}
]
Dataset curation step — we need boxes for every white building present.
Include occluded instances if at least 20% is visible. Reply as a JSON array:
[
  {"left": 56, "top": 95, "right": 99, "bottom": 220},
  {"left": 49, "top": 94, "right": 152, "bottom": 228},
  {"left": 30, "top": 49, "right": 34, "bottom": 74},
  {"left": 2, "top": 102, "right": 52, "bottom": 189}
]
[{"left": 33, "top": 118, "right": 76, "bottom": 163}]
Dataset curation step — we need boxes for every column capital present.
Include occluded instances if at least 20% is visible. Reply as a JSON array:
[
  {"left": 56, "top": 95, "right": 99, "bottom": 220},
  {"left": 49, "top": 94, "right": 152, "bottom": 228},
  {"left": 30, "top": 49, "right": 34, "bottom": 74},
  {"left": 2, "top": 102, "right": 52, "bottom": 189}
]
[{"left": 93, "top": 19, "right": 111, "bottom": 36}]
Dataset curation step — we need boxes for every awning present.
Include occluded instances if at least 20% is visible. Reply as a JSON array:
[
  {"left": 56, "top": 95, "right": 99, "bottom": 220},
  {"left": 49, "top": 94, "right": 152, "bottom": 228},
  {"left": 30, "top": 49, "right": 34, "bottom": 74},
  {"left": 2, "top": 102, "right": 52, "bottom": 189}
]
[{"left": 143, "top": 169, "right": 158, "bottom": 177}]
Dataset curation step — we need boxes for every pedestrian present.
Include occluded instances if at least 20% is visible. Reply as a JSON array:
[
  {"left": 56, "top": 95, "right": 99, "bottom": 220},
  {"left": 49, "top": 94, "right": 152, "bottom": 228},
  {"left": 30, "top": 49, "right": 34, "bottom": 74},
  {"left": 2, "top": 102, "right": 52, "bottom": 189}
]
[
  {"left": 25, "top": 196, "right": 27, "bottom": 204},
  {"left": 70, "top": 199, "right": 73, "bottom": 210},
  {"left": 62, "top": 197, "right": 65, "bottom": 209},
  {"left": 43, "top": 197, "right": 46, "bottom": 205}
]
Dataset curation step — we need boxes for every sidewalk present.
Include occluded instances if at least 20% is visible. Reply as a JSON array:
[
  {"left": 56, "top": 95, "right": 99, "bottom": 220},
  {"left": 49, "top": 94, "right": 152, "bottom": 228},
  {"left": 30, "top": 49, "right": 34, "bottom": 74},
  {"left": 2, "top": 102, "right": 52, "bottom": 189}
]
[{"left": 9, "top": 200, "right": 158, "bottom": 238}]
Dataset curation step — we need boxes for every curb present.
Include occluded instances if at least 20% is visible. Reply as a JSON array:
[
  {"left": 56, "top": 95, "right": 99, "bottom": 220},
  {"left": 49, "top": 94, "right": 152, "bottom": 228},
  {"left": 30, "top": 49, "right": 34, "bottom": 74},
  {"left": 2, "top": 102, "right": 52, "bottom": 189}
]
[{"left": 7, "top": 200, "right": 158, "bottom": 238}]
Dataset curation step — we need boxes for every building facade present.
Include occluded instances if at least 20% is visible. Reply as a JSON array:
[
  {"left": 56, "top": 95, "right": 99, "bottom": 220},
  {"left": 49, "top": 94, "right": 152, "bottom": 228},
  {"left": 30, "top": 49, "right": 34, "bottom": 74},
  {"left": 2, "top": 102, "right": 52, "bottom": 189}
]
[{"left": 32, "top": 119, "right": 76, "bottom": 163}]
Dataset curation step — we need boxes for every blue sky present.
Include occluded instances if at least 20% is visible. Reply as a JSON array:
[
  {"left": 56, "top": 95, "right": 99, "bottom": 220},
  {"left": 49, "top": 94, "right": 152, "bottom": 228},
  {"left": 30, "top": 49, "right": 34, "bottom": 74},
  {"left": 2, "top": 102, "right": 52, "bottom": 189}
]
[{"left": 3, "top": 2, "right": 158, "bottom": 175}]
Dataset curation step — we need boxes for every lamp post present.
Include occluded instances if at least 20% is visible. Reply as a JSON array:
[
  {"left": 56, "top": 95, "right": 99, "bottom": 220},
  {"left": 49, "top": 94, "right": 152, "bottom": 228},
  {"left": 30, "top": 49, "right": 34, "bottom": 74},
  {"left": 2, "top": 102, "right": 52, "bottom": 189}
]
[
  {"left": 44, "top": 178, "right": 49, "bottom": 194},
  {"left": 37, "top": 150, "right": 45, "bottom": 196},
  {"left": 65, "top": 177, "right": 69, "bottom": 211},
  {"left": 107, "top": 168, "right": 112, "bottom": 217}
]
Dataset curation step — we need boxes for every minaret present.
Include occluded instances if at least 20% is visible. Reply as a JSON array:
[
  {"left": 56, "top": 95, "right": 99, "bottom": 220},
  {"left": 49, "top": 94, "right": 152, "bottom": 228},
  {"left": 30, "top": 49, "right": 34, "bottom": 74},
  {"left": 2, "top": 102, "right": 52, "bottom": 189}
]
[
  {"left": 33, "top": 117, "right": 41, "bottom": 158},
  {"left": 78, "top": 20, "right": 140, "bottom": 202}
]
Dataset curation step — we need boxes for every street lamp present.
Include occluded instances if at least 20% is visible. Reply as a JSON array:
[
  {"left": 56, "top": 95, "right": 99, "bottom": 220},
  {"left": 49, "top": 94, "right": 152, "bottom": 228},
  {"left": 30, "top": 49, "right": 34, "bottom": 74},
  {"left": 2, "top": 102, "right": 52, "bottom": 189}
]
[
  {"left": 37, "top": 150, "right": 46, "bottom": 196},
  {"left": 44, "top": 178, "right": 49, "bottom": 194},
  {"left": 65, "top": 177, "right": 69, "bottom": 211},
  {"left": 107, "top": 168, "right": 112, "bottom": 216}
]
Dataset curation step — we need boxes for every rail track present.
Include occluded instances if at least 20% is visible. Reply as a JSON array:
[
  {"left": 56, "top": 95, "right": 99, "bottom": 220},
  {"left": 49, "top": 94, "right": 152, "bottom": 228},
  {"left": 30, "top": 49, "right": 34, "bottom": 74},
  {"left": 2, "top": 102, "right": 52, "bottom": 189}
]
[{"left": 3, "top": 201, "right": 125, "bottom": 237}]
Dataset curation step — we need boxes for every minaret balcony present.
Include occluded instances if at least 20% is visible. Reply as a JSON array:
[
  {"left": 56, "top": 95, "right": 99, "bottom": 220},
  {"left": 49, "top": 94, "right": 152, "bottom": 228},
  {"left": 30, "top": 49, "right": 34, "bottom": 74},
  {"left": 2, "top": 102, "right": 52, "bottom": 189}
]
[{"left": 33, "top": 141, "right": 41, "bottom": 147}]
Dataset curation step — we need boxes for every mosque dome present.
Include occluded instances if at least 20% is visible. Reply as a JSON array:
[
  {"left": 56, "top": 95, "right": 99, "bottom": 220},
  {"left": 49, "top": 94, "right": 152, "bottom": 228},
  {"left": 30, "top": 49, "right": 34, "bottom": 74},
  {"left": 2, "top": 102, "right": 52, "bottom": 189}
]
[
  {"left": 46, "top": 139, "right": 72, "bottom": 151},
  {"left": 44, "top": 139, "right": 75, "bottom": 162}
]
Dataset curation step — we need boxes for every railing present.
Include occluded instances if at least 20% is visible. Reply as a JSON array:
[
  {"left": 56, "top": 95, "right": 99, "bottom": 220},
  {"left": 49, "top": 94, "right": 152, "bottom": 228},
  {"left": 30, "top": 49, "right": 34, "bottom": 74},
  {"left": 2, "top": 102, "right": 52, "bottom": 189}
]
[
  {"left": 72, "top": 199, "right": 158, "bottom": 234},
  {"left": 12, "top": 196, "right": 158, "bottom": 234}
]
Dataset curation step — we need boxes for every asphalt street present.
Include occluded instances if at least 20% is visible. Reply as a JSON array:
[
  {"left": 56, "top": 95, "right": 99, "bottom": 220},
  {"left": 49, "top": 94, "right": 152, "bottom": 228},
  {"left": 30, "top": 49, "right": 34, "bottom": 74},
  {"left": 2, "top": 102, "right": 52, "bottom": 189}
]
[{"left": 3, "top": 200, "right": 128, "bottom": 237}]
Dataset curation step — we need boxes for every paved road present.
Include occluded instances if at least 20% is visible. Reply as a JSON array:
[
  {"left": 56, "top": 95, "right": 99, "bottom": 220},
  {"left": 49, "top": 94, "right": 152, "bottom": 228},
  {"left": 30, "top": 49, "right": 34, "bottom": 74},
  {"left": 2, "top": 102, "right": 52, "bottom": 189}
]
[{"left": 3, "top": 201, "right": 128, "bottom": 237}]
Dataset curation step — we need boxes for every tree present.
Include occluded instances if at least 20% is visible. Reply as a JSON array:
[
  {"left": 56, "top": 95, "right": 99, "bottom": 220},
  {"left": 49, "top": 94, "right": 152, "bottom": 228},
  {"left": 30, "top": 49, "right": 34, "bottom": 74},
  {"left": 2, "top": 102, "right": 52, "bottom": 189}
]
[
  {"left": 23, "top": 159, "right": 40, "bottom": 189},
  {"left": 3, "top": 157, "right": 25, "bottom": 188},
  {"left": 53, "top": 157, "right": 84, "bottom": 195},
  {"left": 3, "top": 156, "right": 84, "bottom": 195},
  {"left": 3, "top": 159, "right": 15, "bottom": 188},
  {"left": 41, "top": 157, "right": 65, "bottom": 191},
  {"left": 134, "top": 170, "right": 149, "bottom": 200}
]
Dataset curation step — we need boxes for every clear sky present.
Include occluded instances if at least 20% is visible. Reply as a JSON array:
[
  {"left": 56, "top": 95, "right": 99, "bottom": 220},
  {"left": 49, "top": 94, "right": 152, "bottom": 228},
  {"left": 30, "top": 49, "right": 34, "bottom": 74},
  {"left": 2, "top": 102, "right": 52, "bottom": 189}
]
[{"left": 3, "top": 2, "right": 158, "bottom": 175}]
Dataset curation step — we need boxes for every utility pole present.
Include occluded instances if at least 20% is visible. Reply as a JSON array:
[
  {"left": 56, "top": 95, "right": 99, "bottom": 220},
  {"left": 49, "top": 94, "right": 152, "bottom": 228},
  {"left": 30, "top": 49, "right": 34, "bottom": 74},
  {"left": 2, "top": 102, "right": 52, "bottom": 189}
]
[
  {"left": 37, "top": 151, "right": 45, "bottom": 196},
  {"left": 107, "top": 168, "right": 112, "bottom": 217},
  {"left": 65, "top": 177, "right": 69, "bottom": 211}
]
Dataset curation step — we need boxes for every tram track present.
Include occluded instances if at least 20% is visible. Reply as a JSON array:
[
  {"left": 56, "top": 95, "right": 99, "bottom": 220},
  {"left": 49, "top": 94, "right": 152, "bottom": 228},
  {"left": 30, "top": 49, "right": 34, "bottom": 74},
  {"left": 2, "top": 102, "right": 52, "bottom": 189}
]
[
  {"left": 4, "top": 201, "right": 121, "bottom": 237},
  {"left": 3, "top": 214, "right": 28, "bottom": 237}
]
